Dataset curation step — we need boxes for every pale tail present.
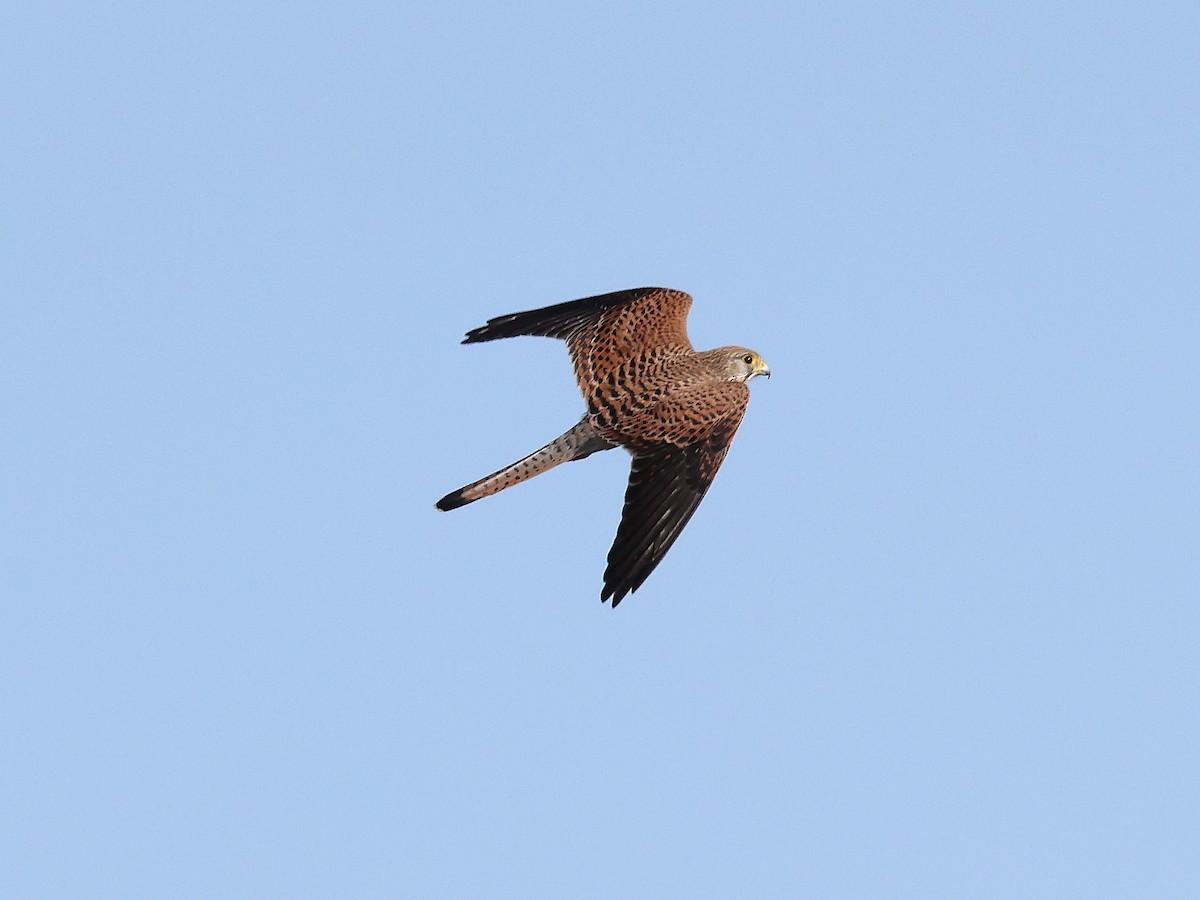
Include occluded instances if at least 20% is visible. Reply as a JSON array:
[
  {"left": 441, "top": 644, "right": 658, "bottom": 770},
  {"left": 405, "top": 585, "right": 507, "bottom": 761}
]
[{"left": 436, "top": 419, "right": 615, "bottom": 511}]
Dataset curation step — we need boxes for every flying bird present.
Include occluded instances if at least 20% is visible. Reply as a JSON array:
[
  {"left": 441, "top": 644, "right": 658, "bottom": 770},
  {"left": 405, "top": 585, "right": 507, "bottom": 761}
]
[{"left": 435, "top": 287, "right": 770, "bottom": 606}]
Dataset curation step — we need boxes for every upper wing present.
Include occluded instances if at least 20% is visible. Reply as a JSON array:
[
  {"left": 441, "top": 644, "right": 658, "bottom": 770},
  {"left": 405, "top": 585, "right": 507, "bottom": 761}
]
[
  {"left": 461, "top": 287, "right": 691, "bottom": 346},
  {"left": 461, "top": 287, "right": 694, "bottom": 394},
  {"left": 601, "top": 394, "right": 748, "bottom": 606}
]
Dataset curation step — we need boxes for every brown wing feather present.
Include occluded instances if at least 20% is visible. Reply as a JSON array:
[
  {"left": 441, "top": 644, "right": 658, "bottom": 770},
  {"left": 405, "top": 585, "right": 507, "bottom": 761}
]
[
  {"left": 565, "top": 289, "right": 693, "bottom": 394},
  {"left": 461, "top": 287, "right": 690, "bottom": 348},
  {"left": 457, "top": 288, "right": 693, "bottom": 408},
  {"left": 601, "top": 398, "right": 747, "bottom": 606}
]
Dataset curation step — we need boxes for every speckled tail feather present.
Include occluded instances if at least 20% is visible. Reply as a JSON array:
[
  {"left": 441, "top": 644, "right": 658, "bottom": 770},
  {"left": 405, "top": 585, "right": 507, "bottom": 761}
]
[{"left": 435, "top": 418, "right": 615, "bottom": 511}]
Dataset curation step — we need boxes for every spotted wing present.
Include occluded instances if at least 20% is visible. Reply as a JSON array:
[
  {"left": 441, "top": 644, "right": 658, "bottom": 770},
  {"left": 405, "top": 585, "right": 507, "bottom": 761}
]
[
  {"left": 461, "top": 287, "right": 694, "bottom": 393},
  {"left": 462, "top": 287, "right": 690, "bottom": 345}
]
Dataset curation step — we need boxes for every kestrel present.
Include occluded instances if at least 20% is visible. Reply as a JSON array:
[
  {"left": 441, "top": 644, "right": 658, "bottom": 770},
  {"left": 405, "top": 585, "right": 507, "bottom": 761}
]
[{"left": 435, "top": 287, "right": 770, "bottom": 606}]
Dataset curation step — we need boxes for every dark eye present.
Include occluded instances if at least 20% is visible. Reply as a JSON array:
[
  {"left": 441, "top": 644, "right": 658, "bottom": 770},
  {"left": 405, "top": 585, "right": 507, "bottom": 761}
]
[{"left": 743, "top": 354, "right": 754, "bottom": 364}]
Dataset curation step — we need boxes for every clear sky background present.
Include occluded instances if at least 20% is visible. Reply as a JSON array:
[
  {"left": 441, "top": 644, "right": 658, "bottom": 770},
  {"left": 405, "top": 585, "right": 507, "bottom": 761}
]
[{"left": 3, "top": 1, "right": 1198, "bottom": 897}]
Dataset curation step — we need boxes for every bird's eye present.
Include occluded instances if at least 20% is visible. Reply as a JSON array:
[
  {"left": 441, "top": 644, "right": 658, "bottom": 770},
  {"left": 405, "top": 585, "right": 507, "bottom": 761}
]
[{"left": 743, "top": 354, "right": 754, "bottom": 365}]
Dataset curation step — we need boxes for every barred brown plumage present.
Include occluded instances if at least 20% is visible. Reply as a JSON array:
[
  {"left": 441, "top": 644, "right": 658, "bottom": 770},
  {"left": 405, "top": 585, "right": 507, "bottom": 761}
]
[{"left": 436, "top": 287, "right": 770, "bottom": 606}]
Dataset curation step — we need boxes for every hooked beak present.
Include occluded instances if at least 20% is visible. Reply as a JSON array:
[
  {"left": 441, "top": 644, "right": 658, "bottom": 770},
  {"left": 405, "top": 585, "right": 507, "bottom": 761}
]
[{"left": 755, "top": 360, "right": 771, "bottom": 380}]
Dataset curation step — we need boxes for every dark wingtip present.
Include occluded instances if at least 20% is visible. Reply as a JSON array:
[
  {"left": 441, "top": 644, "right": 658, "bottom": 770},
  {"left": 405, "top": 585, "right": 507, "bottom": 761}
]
[
  {"left": 600, "top": 584, "right": 631, "bottom": 607},
  {"left": 435, "top": 489, "right": 469, "bottom": 511},
  {"left": 461, "top": 316, "right": 513, "bottom": 344}
]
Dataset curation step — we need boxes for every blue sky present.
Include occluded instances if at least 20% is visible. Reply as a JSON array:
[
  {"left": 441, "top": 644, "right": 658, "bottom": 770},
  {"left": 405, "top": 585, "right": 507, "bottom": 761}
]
[{"left": 4, "top": 1, "right": 1198, "bottom": 897}]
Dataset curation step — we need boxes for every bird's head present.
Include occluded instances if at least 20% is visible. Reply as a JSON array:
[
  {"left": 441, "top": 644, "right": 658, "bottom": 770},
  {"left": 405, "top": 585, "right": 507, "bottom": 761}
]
[{"left": 708, "top": 346, "right": 771, "bottom": 383}]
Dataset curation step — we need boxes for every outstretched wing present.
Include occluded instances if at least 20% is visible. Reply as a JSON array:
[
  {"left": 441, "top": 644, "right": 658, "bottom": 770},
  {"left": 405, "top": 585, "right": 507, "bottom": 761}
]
[
  {"left": 601, "top": 397, "right": 748, "bottom": 606},
  {"left": 462, "top": 287, "right": 690, "bottom": 345},
  {"left": 461, "top": 287, "right": 694, "bottom": 396}
]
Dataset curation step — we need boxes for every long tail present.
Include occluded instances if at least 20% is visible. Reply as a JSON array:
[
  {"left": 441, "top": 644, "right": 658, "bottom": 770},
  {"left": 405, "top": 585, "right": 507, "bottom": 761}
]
[{"left": 435, "top": 418, "right": 615, "bottom": 511}]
